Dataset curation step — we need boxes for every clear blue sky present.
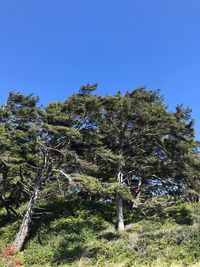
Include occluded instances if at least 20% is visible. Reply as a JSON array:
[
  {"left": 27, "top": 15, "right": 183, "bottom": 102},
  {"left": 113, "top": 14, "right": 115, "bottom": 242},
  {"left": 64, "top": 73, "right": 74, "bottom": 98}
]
[{"left": 0, "top": 0, "right": 200, "bottom": 137}]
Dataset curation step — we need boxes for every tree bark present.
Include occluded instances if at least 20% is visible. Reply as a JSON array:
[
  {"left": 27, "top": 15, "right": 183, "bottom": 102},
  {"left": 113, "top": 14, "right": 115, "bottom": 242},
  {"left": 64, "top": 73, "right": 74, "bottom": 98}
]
[
  {"left": 116, "top": 192, "right": 125, "bottom": 232},
  {"left": 116, "top": 171, "right": 125, "bottom": 232},
  {"left": 12, "top": 186, "right": 40, "bottom": 251}
]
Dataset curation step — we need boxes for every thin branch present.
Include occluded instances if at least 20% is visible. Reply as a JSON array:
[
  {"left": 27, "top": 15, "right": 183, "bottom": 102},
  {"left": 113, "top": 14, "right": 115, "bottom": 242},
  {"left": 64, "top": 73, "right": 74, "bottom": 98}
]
[{"left": 52, "top": 169, "right": 76, "bottom": 186}]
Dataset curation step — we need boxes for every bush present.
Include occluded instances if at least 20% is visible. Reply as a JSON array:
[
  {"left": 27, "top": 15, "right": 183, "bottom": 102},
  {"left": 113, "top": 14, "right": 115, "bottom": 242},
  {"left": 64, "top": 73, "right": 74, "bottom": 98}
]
[{"left": 1, "top": 199, "right": 200, "bottom": 266}]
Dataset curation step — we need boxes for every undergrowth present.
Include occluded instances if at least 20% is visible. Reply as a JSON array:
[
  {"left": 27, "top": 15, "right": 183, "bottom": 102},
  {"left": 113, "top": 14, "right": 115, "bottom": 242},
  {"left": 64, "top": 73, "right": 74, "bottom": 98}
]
[{"left": 0, "top": 197, "right": 200, "bottom": 266}]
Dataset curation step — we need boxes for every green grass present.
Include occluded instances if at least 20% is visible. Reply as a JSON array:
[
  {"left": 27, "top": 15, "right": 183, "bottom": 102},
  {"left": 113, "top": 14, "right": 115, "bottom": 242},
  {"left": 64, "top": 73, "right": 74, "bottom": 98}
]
[{"left": 0, "top": 197, "right": 200, "bottom": 266}]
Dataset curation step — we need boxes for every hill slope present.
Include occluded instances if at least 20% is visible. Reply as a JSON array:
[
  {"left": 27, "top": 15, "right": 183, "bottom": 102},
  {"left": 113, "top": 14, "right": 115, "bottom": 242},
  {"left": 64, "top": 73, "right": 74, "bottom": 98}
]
[{"left": 0, "top": 198, "right": 200, "bottom": 267}]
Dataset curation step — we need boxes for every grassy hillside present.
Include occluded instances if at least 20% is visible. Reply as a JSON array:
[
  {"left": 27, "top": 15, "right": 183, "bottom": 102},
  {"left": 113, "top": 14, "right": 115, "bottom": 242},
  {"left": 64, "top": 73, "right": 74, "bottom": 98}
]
[{"left": 0, "top": 198, "right": 200, "bottom": 266}]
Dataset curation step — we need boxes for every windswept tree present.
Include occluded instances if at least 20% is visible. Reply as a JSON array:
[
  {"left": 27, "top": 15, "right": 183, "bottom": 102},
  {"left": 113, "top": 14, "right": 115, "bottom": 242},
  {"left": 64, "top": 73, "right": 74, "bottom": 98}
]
[
  {"left": 0, "top": 86, "right": 198, "bottom": 251},
  {"left": 0, "top": 92, "right": 47, "bottom": 251},
  {"left": 92, "top": 88, "right": 197, "bottom": 231},
  {"left": 0, "top": 92, "right": 43, "bottom": 218},
  {"left": 1, "top": 87, "right": 115, "bottom": 251},
  {"left": 8, "top": 91, "right": 95, "bottom": 251}
]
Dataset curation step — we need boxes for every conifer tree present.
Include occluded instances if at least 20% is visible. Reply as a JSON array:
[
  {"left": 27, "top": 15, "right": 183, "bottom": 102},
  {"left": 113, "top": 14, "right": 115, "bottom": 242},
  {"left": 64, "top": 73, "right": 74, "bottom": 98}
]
[
  {"left": 0, "top": 86, "right": 198, "bottom": 250},
  {"left": 92, "top": 88, "right": 196, "bottom": 231}
]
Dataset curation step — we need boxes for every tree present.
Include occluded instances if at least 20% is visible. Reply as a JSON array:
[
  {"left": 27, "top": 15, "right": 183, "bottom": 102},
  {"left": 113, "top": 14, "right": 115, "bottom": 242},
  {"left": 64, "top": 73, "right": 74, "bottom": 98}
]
[
  {"left": 0, "top": 86, "right": 198, "bottom": 251},
  {"left": 0, "top": 92, "right": 46, "bottom": 250},
  {"left": 92, "top": 88, "right": 196, "bottom": 231},
  {"left": 9, "top": 92, "right": 91, "bottom": 251},
  {"left": 4, "top": 88, "right": 110, "bottom": 251}
]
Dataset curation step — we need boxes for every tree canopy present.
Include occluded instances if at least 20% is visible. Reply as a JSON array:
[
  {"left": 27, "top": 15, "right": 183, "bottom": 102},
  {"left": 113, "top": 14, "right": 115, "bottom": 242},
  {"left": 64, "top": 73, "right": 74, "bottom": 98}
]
[{"left": 0, "top": 86, "right": 199, "bottom": 252}]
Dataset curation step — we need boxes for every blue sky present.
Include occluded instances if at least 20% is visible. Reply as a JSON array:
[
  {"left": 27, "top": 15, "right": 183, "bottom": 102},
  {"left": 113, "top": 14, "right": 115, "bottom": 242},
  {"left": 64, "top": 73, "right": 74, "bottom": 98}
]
[{"left": 0, "top": 0, "right": 200, "bottom": 137}]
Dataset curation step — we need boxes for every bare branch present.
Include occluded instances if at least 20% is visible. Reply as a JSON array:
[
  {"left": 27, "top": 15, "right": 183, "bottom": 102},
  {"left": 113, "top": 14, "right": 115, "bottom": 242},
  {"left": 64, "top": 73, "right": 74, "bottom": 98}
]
[{"left": 52, "top": 169, "right": 76, "bottom": 186}]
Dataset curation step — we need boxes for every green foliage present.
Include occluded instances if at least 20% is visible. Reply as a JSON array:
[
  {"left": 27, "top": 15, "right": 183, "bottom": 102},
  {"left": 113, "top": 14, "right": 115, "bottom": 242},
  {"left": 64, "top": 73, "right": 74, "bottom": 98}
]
[
  {"left": 45, "top": 124, "right": 81, "bottom": 139},
  {"left": 0, "top": 211, "right": 19, "bottom": 250},
  {"left": 1, "top": 199, "right": 200, "bottom": 266},
  {"left": 104, "top": 182, "right": 132, "bottom": 200},
  {"left": 1, "top": 87, "right": 200, "bottom": 265},
  {"left": 72, "top": 174, "right": 103, "bottom": 194}
]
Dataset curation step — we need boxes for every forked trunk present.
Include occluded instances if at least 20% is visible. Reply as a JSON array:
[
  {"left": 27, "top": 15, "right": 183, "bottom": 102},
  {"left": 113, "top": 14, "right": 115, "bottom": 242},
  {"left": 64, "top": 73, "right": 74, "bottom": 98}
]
[{"left": 12, "top": 186, "right": 40, "bottom": 251}]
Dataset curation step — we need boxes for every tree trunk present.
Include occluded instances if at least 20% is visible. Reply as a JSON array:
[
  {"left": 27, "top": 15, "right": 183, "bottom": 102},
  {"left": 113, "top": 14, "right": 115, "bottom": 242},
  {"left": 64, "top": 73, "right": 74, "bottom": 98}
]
[
  {"left": 116, "top": 171, "right": 125, "bottom": 232},
  {"left": 116, "top": 192, "right": 125, "bottom": 231},
  {"left": 12, "top": 186, "right": 40, "bottom": 251}
]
